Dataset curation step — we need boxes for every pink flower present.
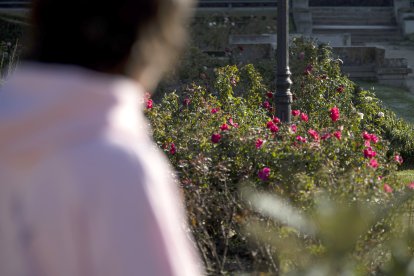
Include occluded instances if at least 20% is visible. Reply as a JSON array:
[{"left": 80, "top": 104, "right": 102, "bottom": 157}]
[
  {"left": 270, "top": 125, "right": 279, "bottom": 133},
  {"left": 290, "top": 124, "right": 297, "bottom": 133},
  {"left": 256, "top": 138, "right": 264, "bottom": 149},
  {"left": 336, "top": 85, "right": 345, "bottom": 93},
  {"left": 220, "top": 123, "right": 229, "bottom": 131},
  {"left": 383, "top": 184, "right": 393, "bottom": 193},
  {"left": 362, "top": 132, "right": 379, "bottom": 143},
  {"left": 407, "top": 182, "right": 414, "bottom": 190},
  {"left": 228, "top": 118, "right": 239, "bottom": 128},
  {"left": 292, "top": 110, "right": 301, "bottom": 117},
  {"left": 300, "top": 113, "right": 309, "bottom": 122},
  {"left": 304, "top": 64, "right": 313, "bottom": 75},
  {"left": 183, "top": 98, "right": 191, "bottom": 106},
  {"left": 230, "top": 76, "right": 237, "bottom": 86},
  {"left": 169, "top": 143, "right": 176, "bottom": 155},
  {"left": 370, "top": 134, "right": 379, "bottom": 144},
  {"left": 364, "top": 147, "right": 377, "bottom": 159},
  {"left": 308, "top": 129, "right": 319, "bottom": 141},
  {"left": 296, "top": 136, "right": 307, "bottom": 143},
  {"left": 321, "top": 133, "right": 331, "bottom": 140},
  {"left": 394, "top": 155, "right": 404, "bottom": 165},
  {"left": 211, "top": 133, "right": 221, "bottom": 143},
  {"left": 364, "top": 140, "right": 371, "bottom": 147},
  {"left": 266, "top": 91, "right": 273, "bottom": 99},
  {"left": 262, "top": 101, "right": 271, "bottom": 109},
  {"left": 272, "top": 117, "right": 281, "bottom": 125},
  {"left": 333, "top": 130, "right": 342, "bottom": 140},
  {"left": 211, "top": 108, "right": 219, "bottom": 114},
  {"left": 266, "top": 121, "right": 275, "bottom": 129},
  {"left": 368, "top": 158, "right": 379, "bottom": 168},
  {"left": 258, "top": 167, "right": 271, "bottom": 181},
  {"left": 330, "top": 107, "right": 340, "bottom": 122},
  {"left": 362, "top": 131, "right": 371, "bottom": 141},
  {"left": 146, "top": 99, "right": 153, "bottom": 109}
]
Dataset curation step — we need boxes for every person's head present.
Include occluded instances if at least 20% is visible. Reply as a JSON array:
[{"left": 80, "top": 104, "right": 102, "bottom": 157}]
[{"left": 27, "top": 0, "right": 194, "bottom": 89}]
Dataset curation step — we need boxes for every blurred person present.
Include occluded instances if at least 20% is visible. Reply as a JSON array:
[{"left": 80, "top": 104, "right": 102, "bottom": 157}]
[{"left": 0, "top": 0, "right": 203, "bottom": 275}]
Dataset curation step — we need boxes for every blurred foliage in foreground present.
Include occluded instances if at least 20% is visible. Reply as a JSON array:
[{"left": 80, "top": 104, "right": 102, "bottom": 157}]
[{"left": 244, "top": 187, "right": 414, "bottom": 275}]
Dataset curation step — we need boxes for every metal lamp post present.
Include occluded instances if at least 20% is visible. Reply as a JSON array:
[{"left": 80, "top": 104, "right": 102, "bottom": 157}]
[{"left": 275, "top": 0, "right": 293, "bottom": 123}]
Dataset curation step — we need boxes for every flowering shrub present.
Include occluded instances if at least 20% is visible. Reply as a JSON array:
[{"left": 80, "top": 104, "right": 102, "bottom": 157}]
[
  {"left": 353, "top": 86, "right": 414, "bottom": 168},
  {"left": 146, "top": 39, "right": 409, "bottom": 273}
]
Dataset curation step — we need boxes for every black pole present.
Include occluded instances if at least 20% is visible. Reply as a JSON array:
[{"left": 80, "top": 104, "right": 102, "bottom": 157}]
[{"left": 275, "top": 0, "right": 292, "bottom": 123}]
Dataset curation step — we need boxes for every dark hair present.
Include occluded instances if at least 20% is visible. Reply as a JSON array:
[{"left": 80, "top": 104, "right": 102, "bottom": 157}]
[{"left": 27, "top": 0, "right": 193, "bottom": 79}]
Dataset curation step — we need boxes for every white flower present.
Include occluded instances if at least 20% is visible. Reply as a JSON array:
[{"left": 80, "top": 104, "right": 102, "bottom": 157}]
[
  {"left": 357, "top": 112, "right": 364, "bottom": 119},
  {"left": 378, "top": 112, "right": 385, "bottom": 118},
  {"left": 365, "top": 96, "right": 372, "bottom": 101}
]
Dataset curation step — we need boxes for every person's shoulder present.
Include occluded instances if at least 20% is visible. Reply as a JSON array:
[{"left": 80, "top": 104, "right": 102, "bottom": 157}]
[
  {"left": 36, "top": 135, "right": 175, "bottom": 201},
  {"left": 43, "top": 137, "right": 149, "bottom": 188},
  {"left": 73, "top": 137, "right": 147, "bottom": 171}
]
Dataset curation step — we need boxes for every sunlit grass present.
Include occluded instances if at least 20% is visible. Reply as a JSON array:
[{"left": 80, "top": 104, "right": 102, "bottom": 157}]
[
  {"left": 396, "top": 170, "right": 414, "bottom": 184},
  {"left": 356, "top": 81, "right": 414, "bottom": 124}
]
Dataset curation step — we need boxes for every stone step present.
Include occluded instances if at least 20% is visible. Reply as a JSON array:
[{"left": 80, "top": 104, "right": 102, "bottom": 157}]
[
  {"left": 313, "top": 25, "right": 402, "bottom": 44},
  {"left": 314, "top": 35, "right": 402, "bottom": 44},
  {"left": 312, "top": 13, "right": 394, "bottom": 19},
  {"left": 315, "top": 33, "right": 401, "bottom": 39},
  {"left": 312, "top": 19, "right": 396, "bottom": 25},
  {"left": 312, "top": 15, "right": 394, "bottom": 20},
  {"left": 311, "top": 11, "right": 394, "bottom": 16},
  {"left": 308, "top": 6, "right": 401, "bottom": 45},
  {"left": 309, "top": 7, "right": 394, "bottom": 12},
  {"left": 311, "top": 9, "right": 394, "bottom": 14},
  {"left": 351, "top": 35, "right": 403, "bottom": 42},
  {"left": 313, "top": 25, "right": 399, "bottom": 31},
  {"left": 311, "top": 9, "right": 396, "bottom": 25},
  {"left": 311, "top": 13, "right": 395, "bottom": 18},
  {"left": 314, "top": 30, "right": 401, "bottom": 37}
]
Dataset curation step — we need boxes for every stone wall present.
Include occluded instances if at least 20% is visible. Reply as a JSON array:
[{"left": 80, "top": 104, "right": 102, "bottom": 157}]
[{"left": 333, "top": 46, "right": 412, "bottom": 87}]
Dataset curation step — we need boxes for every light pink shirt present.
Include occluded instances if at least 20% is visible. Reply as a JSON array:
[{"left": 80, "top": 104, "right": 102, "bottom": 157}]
[{"left": 0, "top": 63, "right": 202, "bottom": 276}]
